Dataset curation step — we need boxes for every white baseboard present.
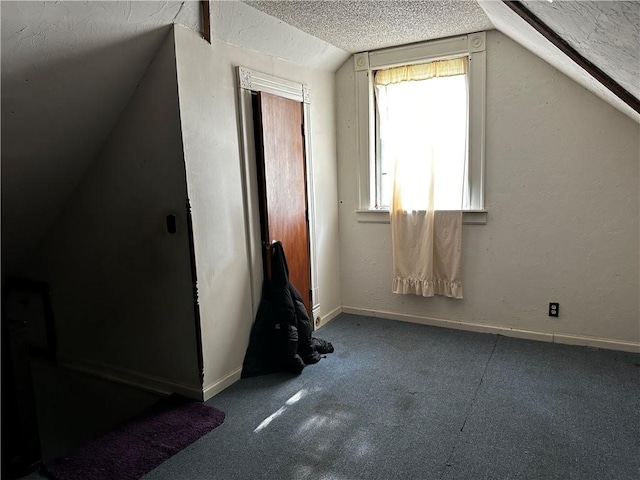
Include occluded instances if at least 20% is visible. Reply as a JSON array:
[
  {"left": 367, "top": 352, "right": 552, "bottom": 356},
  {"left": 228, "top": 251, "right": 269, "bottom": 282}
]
[
  {"left": 552, "top": 334, "right": 640, "bottom": 353},
  {"left": 202, "top": 367, "right": 243, "bottom": 401},
  {"left": 341, "top": 306, "right": 640, "bottom": 353},
  {"left": 316, "top": 305, "right": 342, "bottom": 330},
  {"left": 60, "top": 356, "right": 204, "bottom": 400}
]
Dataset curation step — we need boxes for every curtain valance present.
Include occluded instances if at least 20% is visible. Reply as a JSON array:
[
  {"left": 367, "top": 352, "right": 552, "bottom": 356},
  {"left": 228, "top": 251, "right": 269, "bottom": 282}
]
[{"left": 374, "top": 57, "right": 467, "bottom": 86}]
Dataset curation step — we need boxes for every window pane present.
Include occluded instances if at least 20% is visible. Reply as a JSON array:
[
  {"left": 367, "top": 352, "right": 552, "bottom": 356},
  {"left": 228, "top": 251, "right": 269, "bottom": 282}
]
[{"left": 376, "top": 74, "right": 468, "bottom": 210}]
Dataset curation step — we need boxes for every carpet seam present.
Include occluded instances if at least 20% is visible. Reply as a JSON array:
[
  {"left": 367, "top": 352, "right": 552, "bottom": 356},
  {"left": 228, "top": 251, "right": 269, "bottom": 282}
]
[{"left": 438, "top": 335, "right": 499, "bottom": 479}]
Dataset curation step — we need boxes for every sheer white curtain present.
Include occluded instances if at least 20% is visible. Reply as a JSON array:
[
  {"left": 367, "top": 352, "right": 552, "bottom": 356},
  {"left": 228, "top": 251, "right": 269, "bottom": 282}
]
[{"left": 375, "top": 58, "right": 466, "bottom": 298}]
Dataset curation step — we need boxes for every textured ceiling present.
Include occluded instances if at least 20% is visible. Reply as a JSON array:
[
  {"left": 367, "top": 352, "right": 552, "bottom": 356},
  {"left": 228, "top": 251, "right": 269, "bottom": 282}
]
[
  {"left": 522, "top": 0, "right": 639, "bottom": 101},
  {"left": 243, "top": 0, "right": 638, "bottom": 118},
  {"left": 479, "top": 0, "right": 638, "bottom": 122},
  {"left": 244, "top": 0, "right": 494, "bottom": 53}
]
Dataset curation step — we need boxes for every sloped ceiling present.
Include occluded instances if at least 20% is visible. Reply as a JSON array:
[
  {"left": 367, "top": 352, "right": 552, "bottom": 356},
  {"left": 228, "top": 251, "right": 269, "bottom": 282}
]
[
  {"left": 522, "top": 0, "right": 639, "bottom": 101},
  {"left": 478, "top": 0, "right": 639, "bottom": 122},
  {"left": 1, "top": 1, "right": 200, "bottom": 276},
  {"left": 209, "top": 0, "right": 348, "bottom": 70}
]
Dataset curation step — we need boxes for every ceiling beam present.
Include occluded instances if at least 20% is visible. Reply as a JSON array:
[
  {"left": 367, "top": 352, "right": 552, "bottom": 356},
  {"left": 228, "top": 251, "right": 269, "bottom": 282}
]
[
  {"left": 503, "top": 1, "right": 639, "bottom": 114},
  {"left": 201, "top": 1, "right": 211, "bottom": 44}
]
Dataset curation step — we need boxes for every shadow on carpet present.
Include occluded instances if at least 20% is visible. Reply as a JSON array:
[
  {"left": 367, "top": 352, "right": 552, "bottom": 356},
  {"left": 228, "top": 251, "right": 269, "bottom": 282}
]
[{"left": 42, "top": 395, "right": 225, "bottom": 480}]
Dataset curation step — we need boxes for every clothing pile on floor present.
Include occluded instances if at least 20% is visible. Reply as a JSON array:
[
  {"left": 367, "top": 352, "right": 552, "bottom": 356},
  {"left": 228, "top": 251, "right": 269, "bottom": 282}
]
[{"left": 242, "top": 241, "right": 334, "bottom": 377}]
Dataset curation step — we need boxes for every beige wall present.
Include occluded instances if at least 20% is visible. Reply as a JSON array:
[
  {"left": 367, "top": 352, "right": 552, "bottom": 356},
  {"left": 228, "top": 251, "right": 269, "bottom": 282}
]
[
  {"left": 173, "top": 25, "right": 342, "bottom": 399},
  {"left": 337, "top": 30, "right": 640, "bottom": 348}
]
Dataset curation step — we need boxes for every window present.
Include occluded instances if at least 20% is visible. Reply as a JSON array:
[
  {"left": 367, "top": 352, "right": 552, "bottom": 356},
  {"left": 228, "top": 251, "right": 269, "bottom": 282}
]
[
  {"left": 354, "top": 33, "right": 487, "bottom": 223},
  {"left": 375, "top": 57, "right": 468, "bottom": 210}
]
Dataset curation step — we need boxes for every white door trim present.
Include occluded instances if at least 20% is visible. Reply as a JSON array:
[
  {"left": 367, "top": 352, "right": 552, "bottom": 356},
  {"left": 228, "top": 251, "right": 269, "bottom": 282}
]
[{"left": 236, "top": 66, "right": 321, "bottom": 324}]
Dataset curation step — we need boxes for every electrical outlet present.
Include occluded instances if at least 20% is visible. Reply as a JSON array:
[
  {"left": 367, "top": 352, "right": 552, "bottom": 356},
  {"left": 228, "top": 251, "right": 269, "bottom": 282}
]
[{"left": 549, "top": 302, "right": 559, "bottom": 317}]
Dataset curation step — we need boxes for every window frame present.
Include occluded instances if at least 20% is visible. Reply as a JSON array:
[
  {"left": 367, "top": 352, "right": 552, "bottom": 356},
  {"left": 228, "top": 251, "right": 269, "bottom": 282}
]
[{"left": 353, "top": 32, "right": 487, "bottom": 224}]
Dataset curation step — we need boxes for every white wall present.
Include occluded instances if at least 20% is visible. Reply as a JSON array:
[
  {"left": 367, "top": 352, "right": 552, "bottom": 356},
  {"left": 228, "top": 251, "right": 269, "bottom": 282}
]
[
  {"left": 27, "top": 30, "right": 202, "bottom": 396},
  {"left": 337, "top": 30, "right": 639, "bottom": 349},
  {"left": 173, "top": 25, "right": 342, "bottom": 399}
]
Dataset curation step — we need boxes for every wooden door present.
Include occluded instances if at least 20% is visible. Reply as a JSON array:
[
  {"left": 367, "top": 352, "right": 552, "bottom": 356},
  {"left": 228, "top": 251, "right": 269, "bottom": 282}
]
[{"left": 253, "top": 91, "right": 311, "bottom": 315}]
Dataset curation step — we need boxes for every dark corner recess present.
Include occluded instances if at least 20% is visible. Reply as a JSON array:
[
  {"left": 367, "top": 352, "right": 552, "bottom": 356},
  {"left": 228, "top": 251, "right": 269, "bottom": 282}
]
[
  {"left": 2, "top": 278, "right": 56, "bottom": 478},
  {"left": 503, "top": 1, "right": 640, "bottom": 114},
  {"left": 2, "top": 278, "right": 57, "bottom": 360},
  {"left": 166, "top": 214, "right": 177, "bottom": 234}
]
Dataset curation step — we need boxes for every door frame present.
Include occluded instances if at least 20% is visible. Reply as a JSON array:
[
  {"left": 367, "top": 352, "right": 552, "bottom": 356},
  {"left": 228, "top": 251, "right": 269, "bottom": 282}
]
[{"left": 236, "top": 66, "right": 321, "bottom": 326}]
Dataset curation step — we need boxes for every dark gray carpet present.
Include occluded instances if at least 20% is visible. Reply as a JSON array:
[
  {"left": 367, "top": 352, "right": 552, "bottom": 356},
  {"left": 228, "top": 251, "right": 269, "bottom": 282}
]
[{"left": 143, "top": 313, "right": 640, "bottom": 480}]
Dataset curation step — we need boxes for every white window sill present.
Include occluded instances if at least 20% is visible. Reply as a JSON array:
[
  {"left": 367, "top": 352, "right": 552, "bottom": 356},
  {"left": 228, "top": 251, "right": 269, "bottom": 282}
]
[{"left": 355, "top": 209, "right": 487, "bottom": 225}]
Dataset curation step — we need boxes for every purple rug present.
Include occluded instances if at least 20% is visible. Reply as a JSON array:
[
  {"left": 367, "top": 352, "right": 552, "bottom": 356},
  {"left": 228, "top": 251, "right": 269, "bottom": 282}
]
[{"left": 43, "top": 396, "right": 225, "bottom": 480}]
